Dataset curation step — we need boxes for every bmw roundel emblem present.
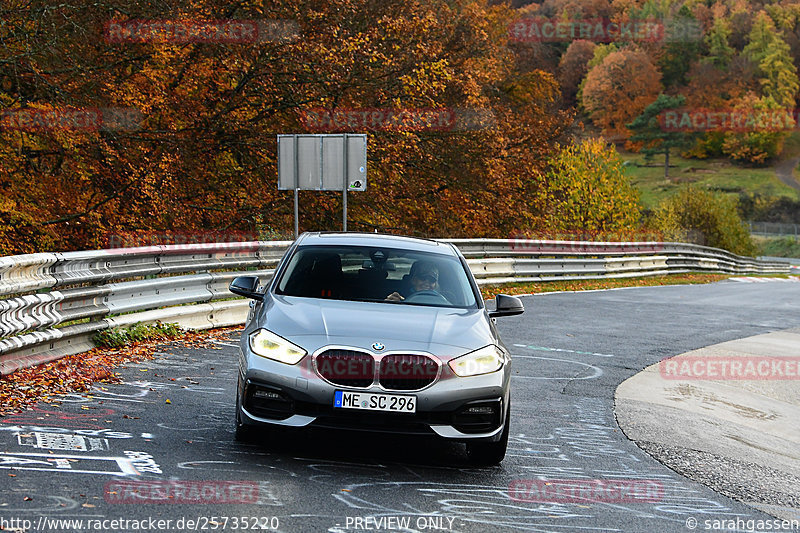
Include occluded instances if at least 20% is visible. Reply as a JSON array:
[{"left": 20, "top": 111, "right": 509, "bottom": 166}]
[{"left": 372, "top": 342, "right": 385, "bottom": 351}]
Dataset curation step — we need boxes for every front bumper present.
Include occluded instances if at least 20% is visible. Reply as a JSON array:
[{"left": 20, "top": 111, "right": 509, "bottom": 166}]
[{"left": 238, "top": 347, "right": 511, "bottom": 441}]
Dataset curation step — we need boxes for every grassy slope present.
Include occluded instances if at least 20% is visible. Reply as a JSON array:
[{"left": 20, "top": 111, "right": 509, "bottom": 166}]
[
  {"left": 615, "top": 131, "right": 800, "bottom": 256},
  {"left": 619, "top": 150, "right": 800, "bottom": 211},
  {"left": 755, "top": 235, "right": 800, "bottom": 258}
]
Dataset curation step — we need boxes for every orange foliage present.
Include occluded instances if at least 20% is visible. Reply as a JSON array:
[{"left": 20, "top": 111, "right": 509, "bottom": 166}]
[
  {"left": 683, "top": 57, "right": 757, "bottom": 109},
  {"left": 558, "top": 40, "right": 597, "bottom": 104},
  {"left": 580, "top": 48, "right": 662, "bottom": 140},
  {"left": 0, "top": 0, "right": 575, "bottom": 252}
]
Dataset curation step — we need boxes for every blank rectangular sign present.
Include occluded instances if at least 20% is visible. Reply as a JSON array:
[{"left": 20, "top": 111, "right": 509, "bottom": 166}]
[
  {"left": 296, "top": 136, "right": 321, "bottom": 190},
  {"left": 321, "top": 136, "right": 343, "bottom": 191},
  {"left": 346, "top": 135, "right": 367, "bottom": 191},
  {"left": 278, "top": 134, "right": 366, "bottom": 191},
  {"left": 277, "top": 136, "right": 296, "bottom": 191}
]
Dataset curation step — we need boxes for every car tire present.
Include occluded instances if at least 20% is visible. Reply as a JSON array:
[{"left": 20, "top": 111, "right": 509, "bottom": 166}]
[
  {"left": 235, "top": 376, "right": 256, "bottom": 442},
  {"left": 235, "top": 409, "right": 257, "bottom": 442},
  {"left": 465, "top": 401, "right": 510, "bottom": 466}
]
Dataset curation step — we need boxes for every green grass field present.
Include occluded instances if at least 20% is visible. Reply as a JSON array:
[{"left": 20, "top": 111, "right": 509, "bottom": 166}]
[
  {"left": 755, "top": 236, "right": 800, "bottom": 258},
  {"left": 620, "top": 150, "right": 800, "bottom": 210}
]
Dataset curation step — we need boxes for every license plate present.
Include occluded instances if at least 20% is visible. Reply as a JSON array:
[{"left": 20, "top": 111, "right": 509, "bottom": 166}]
[{"left": 333, "top": 391, "right": 416, "bottom": 413}]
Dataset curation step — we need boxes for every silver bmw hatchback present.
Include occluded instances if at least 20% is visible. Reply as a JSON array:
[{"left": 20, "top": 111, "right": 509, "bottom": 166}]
[{"left": 229, "top": 232, "right": 524, "bottom": 465}]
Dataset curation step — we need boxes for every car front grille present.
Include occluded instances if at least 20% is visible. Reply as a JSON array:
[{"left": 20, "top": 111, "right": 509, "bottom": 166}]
[
  {"left": 315, "top": 349, "right": 439, "bottom": 391},
  {"left": 378, "top": 354, "right": 439, "bottom": 391},
  {"left": 315, "top": 349, "right": 375, "bottom": 388}
]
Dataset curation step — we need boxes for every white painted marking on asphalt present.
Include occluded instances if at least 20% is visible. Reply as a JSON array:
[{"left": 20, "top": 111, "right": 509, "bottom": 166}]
[
  {"left": 0, "top": 452, "right": 139, "bottom": 476},
  {"left": 515, "top": 344, "right": 616, "bottom": 358},
  {"left": 729, "top": 276, "right": 799, "bottom": 283},
  {"left": 512, "top": 355, "right": 603, "bottom": 380},
  {"left": 16, "top": 432, "right": 110, "bottom": 451},
  {"left": 211, "top": 340, "right": 238, "bottom": 347}
]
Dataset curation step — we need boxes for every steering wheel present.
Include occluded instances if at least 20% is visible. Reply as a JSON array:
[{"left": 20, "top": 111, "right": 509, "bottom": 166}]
[{"left": 403, "top": 290, "right": 450, "bottom": 305}]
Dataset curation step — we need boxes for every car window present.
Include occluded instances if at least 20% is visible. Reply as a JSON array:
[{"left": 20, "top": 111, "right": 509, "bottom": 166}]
[{"left": 275, "top": 245, "right": 478, "bottom": 308}]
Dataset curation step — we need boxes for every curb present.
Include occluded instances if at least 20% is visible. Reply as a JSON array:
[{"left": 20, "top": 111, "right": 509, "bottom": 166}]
[{"left": 615, "top": 328, "right": 800, "bottom": 521}]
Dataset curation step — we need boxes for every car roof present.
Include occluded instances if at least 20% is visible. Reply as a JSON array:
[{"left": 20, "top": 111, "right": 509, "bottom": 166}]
[{"left": 295, "top": 232, "right": 458, "bottom": 256}]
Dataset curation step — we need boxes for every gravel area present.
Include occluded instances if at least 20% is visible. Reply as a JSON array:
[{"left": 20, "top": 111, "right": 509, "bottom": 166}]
[{"left": 635, "top": 440, "right": 800, "bottom": 515}]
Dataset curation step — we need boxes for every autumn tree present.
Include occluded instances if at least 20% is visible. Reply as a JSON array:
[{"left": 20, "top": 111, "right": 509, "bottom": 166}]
[
  {"left": 557, "top": 40, "right": 596, "bottom": 105},
  {"left": 575, "top": 43, "right": 617, "bottom": 110},
  {"left": 586, "top": 42, "right": 618, "bottom": 69},
  {"left": 541, "top": 138, "right": 641, "bottom": 233},
  {"left": 716, "top": 12, "right": 799, "bottom": 164},
  {"left": 721, "top": 93, "right": 792, "bottom": 165},
  {"left": 650, "top": 186, "right": 756, "bottom": 256},
  {"left": 622, "top": 0, "right": 670, "bottom": 20},
  {"left": 703, "top": 17, "right": 735, "bottom": 69},
  {"left": 658, "top": 5, "right": 702, "bottom": 88},
  {"left": 765, "top": 3, "right": 800, "bottom": 82},
  {"left": 628, "top": 94, "right": 696, "bottom": 179},
  {"left": 537, "top": 0, "right": 613, "bottom": 19},
  {"left": 580, "top": 48, "right": 662, "bottom": 139},
  {"left": 743, "top": 11, "right": 799, "bottom": 107},
  {"left": 684, "top": 25, "right": 756, "bottom": 159},
  {"left": 0, "top": 0, "right": 579, "bottom": 252}
]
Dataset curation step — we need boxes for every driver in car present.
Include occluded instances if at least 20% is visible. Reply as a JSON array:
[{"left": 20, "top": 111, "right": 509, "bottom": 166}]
[{"left": 385, "top": 261, "right": 439, "bottom": 301}]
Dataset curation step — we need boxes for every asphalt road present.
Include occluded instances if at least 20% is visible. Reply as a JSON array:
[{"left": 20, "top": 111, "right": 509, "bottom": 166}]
[{"left": 1, "top": 279, "right": 799, "bottom": 533}]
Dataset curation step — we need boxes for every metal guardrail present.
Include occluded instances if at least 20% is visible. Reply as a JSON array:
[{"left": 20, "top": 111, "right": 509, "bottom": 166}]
[{"left": 0, "top": 238, "right": 789, "bottom": 375}]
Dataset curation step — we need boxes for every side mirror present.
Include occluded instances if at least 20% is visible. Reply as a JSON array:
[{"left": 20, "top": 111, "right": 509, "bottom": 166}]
[
  {"left": 488, "top": 294, "right": 524, "bottom": 318},
  {"left": 229, "top": 276, "right": 263, "bottom": 300}
]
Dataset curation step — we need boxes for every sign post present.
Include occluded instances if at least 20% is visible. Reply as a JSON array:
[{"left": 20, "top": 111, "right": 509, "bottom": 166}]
[
  {"left": 342, "top": 135, "right": 348, "bottom": 232},
  {"left": 278, "top": 134, "right": 367, "bottom": 238}
]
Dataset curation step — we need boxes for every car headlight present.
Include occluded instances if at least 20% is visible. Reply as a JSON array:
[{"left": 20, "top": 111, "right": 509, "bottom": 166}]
[
  {"left": 249, "top": 329, "right": 307, "bottom": 365},
  {"left": 448, "top": 345, "right": 506, "bottom": 377}
]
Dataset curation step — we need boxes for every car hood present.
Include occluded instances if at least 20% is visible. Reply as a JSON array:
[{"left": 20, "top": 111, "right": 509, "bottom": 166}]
[{"left": 263, "top": 295, "right": 493, "bottom": 355}]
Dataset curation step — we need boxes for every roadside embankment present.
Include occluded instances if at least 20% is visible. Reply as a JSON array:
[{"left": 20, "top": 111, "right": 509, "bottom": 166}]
[{"left": 616, "top": 328, "right": 800, "bottom": 521}]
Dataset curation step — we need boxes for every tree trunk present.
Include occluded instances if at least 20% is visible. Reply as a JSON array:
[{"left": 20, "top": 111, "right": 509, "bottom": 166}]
[{"left": 664, "top": 147, "right": 670, "bottom": 180}]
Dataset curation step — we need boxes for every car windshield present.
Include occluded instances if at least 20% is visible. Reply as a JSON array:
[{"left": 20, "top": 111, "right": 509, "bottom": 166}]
[{"left": 275, "top": 245, "right": 478, "bottom": 309}]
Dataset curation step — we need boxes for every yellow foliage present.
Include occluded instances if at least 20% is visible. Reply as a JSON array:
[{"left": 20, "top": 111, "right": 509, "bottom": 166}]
[{"left": 543, "top": 139, "right": 642, "bottom": 233}]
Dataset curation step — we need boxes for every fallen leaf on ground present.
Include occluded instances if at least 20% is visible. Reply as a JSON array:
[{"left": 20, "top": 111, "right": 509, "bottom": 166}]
[{"left": 0, "top": 327, "right": 242, "bottom": 416}]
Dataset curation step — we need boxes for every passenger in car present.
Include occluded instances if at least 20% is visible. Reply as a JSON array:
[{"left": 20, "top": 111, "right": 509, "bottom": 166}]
[{"left": 385, "top": 261, "right": 439, "bottom": 301}]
